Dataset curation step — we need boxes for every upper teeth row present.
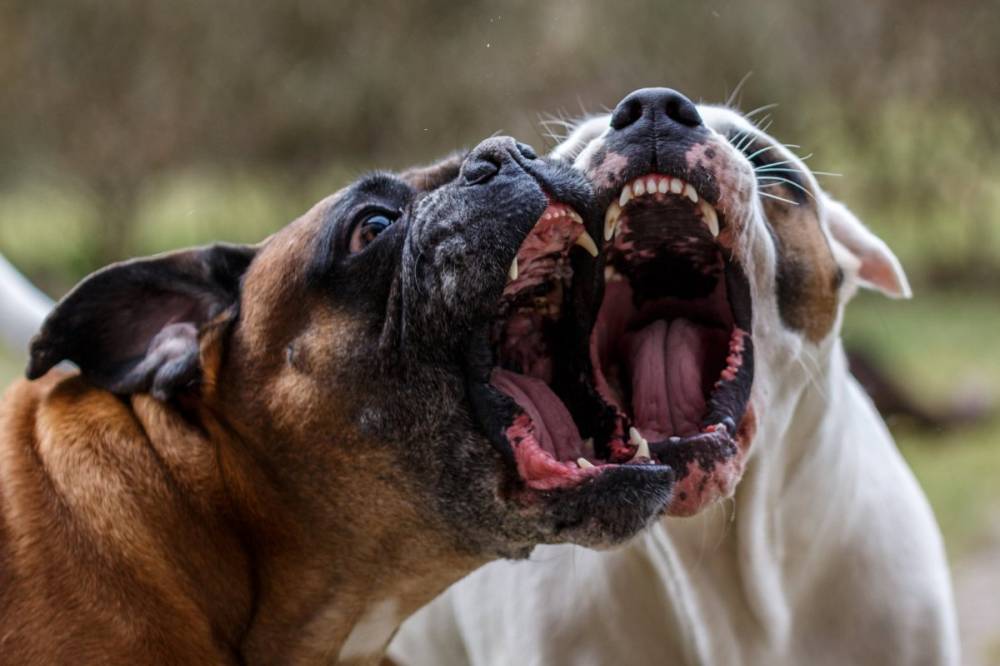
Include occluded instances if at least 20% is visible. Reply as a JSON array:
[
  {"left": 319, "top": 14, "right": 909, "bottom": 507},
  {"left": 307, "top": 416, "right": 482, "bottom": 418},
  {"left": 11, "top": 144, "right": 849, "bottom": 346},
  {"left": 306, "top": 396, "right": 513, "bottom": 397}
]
[
  {"left": 508, "top": 206, "right": 598, "bottom": 282},
  {"left": 604, "top": 175, "right": 720, "bottom": 241},
  {"left": 622, "top": 175, "right": 698, "bottom": 207},
  {"left": 543, "top": 206, "right": 585, "bottom": 225}
]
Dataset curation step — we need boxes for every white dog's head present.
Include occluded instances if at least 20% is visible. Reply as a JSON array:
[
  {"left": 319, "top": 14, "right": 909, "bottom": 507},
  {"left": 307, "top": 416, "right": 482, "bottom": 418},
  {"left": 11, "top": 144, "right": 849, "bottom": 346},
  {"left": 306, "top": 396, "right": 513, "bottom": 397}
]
[{"left": 550, "top": 88, "right": 909, "bottom": 516}]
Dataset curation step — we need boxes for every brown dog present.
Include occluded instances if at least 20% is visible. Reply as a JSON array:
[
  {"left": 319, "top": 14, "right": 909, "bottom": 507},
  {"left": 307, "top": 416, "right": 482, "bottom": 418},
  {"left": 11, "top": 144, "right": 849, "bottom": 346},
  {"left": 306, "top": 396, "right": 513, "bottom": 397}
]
[{"left": 0, "top": 137, "right": 678, "bottom": 664}]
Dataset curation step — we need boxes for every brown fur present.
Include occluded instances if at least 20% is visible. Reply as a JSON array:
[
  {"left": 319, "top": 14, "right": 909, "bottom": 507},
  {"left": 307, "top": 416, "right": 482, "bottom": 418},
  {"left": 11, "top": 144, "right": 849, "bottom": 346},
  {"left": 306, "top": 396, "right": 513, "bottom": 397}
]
[
  {"left": 763, "top": 186, "right": 841, "bottom": 342},
  {"left": 0, "top": 203, "right": 485, "bottom": 665}
]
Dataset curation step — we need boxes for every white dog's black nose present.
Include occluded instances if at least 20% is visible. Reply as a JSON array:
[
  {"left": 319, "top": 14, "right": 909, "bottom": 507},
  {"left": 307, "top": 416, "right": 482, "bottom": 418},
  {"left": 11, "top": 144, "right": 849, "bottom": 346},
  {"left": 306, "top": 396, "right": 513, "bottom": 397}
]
[{"left": 610, "top": 87, "right": 702, "bottom": 131}]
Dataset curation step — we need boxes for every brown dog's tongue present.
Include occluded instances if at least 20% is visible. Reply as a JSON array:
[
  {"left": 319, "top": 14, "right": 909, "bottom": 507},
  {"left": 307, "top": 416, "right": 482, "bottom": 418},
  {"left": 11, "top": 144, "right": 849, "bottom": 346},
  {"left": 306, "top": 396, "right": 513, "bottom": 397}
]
[
  {"left": 627, "top": 317, "right": 707, "bottom": 441},
  {"left": 492, "top": 368, "right": 583, "bottom": 461}
]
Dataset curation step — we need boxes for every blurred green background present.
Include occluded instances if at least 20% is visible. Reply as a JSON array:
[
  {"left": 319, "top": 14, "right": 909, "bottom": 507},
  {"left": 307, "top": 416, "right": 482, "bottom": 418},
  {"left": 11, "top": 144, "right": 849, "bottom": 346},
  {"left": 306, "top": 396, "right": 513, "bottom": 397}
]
[{"left": 1, "top": 1, "right": 998, "bottom": 662}]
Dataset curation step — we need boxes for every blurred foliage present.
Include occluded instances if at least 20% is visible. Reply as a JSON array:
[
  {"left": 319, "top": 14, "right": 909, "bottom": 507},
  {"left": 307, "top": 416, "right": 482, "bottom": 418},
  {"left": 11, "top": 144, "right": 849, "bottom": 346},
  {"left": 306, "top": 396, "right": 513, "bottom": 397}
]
[{"left": 1, "top": 0, "right": 999, "bottom": 294}]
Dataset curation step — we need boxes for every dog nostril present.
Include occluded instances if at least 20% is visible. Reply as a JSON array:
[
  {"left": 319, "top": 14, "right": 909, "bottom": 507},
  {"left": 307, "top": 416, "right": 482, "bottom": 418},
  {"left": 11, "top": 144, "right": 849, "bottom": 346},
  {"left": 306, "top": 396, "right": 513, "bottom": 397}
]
[
  {"left": 610, "top": 97, "right": 644, "bottom": 130},
  {"left": 610, "top": 87, "right": 704, "bottom": 131},
  {"left": 462, "top": 156, "right": 502, "bottom": 185},
  {"left": 664, "top": 93, "right": 702, "bottom": 127},
  {"left": 515, "top": 142, "right": 538, "bottom": 160}
]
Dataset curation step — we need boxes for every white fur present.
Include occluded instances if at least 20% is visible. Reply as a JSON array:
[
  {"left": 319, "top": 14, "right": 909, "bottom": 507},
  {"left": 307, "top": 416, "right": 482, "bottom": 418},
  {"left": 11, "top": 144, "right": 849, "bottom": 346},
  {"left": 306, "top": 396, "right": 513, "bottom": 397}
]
[
  {"left": 338, "top": 598, "right": 401, "bottom": 662},
  {"left": 390, "top": 106, "right": 959, "bottom": 665},
  {"left": 0, "top": 254, "right": 52, "bottom": 356}
]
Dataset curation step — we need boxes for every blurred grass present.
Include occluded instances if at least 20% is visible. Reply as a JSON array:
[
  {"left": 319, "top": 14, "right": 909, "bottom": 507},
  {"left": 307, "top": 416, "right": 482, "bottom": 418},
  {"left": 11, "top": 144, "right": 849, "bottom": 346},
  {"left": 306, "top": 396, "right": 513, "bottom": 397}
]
[{"left": 844, "top": 291, "right": 1000, "bottom": 557}]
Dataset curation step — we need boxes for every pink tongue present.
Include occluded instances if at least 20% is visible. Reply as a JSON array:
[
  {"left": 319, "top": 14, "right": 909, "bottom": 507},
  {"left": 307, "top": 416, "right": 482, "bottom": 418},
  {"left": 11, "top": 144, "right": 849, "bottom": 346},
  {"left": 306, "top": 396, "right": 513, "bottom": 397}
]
[
  {"left": 491, "top": 368, "right": 583, "bottom": 461},
  {"left": 627, "top": 318, "right": 707, "bottom": 441}
]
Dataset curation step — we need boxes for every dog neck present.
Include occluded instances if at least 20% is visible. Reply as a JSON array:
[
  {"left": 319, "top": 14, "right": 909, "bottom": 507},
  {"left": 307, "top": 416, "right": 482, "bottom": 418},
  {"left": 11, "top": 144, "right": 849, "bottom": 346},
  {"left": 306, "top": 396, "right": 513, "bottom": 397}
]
[
  {"left": 194, "top": 406, "right": 485, "bottom": 664},
  {"left": 8, "top": 372, "right": 483, "bottom": 665},
  {"left": 234, "top": 477, "right": 483, "bottom": 664},
  {"left": 675, "top": 336, "right": 874, "bottom": 651}
]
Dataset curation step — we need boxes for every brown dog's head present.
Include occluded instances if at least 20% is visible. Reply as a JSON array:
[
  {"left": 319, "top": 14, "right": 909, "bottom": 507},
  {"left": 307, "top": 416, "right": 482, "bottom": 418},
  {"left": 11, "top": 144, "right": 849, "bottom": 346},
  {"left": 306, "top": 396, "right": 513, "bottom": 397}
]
[
  {"left": 26, "top": 136, "right": 677, "bottom": 556},
  {"left": 544, "top": 88, "right": 911, "bottom": 517}
]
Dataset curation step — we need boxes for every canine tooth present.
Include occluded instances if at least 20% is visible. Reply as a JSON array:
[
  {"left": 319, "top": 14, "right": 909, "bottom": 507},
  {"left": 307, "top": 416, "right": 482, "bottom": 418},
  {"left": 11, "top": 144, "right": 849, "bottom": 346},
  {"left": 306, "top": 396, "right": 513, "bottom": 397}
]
[
  {"left": 645, "top": 176, "right": 658, "bottom": 194},
  {"left": 604, "top": 202, "right": 621, "bottom": 241},
  {"left": 508, "top": 257, "right": 519, "bottom": 281},
  {"left": 657, "top": 178, "right": 669, "bottom": 194},
  {"left": 619, "top": 186, "right": 633, "bottom": 207},
  {"left": 569, "top": 210, "right": 584, "bottom": 225},
  {"left": 684, "top": 183, "right": 699, "bottom": 203},
  {"left": 632, "top": 179, "right": 646, "bottom": 196},
  {"left": 628, "top": 427, "right": 650, "bottom": 460},
  {"left": 604, "top": 265, "right": 623, "bottom": 282},
  {"left": 577, "top": 457, "right": 595, "bottom": 469},
  {"left": 699, "top": 200, "right": 719, "bottom": 238},
  {"left": 670, "top": 178, "right": 684, "bottom": 194},
  {"left": 574, "top": 230, "right": 599, "bottom": 257}
]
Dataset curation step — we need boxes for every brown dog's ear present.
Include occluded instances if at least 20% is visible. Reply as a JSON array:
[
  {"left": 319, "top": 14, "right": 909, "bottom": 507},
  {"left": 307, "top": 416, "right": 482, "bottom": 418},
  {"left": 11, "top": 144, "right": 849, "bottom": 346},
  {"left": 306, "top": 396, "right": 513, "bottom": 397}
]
[
  {"left": 825, "top": 199, "right": 912, "bottom": 299},
  {"left": 399, "top": 150, "right": 467, "bottom": 191},
  {"left": 27, "top": 243, "right": 256, "bottom": 399}
]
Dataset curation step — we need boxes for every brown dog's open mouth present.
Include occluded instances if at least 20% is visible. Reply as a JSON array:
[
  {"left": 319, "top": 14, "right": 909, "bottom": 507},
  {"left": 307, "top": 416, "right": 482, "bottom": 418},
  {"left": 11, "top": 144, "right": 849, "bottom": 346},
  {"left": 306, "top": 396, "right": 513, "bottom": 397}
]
[{"left": 487, "top": 201, "right": 603, "bottom": 490}]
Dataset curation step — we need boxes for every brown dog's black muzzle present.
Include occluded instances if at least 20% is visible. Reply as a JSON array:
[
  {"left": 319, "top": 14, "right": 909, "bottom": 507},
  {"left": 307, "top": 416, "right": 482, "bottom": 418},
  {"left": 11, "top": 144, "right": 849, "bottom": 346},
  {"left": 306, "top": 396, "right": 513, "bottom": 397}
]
[{"left": 399, "top": 136, "right": 595, "bottom": 359}]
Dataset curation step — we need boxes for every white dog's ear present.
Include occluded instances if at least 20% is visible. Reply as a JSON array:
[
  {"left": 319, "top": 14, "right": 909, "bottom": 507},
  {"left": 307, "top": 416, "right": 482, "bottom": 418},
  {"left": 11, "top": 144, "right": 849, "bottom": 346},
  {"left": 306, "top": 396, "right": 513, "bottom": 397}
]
[
  {"left": 824, "top": 199, "right": 912, "bottom": 299},
  {"left": 548, "top": 115, "right": 610, "bottom": 161}
]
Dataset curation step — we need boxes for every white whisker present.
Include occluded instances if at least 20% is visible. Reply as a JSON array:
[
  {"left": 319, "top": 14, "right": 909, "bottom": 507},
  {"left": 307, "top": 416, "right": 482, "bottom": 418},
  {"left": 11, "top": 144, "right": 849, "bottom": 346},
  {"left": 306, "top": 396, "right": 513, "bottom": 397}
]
[
  {"left": 743, "top": 102, "right": 779, "bottom": 120},
  {"left": 744, "top": 144, "right": 783, "bottom": 162},
  {"left": 757, "top": 176, "right": 816, "bottom": 200},
  {"left": 758, "top": 190, "right": 799, "bottom": 206},
  {"left": 754, "top": 154, "right": 814, "bottom": 170},
  {"left": 734, "top": 129, "right": 757, "bottom": 153},
  {"left": 725, "top": 71, "right": 754, "bottom": 108}
]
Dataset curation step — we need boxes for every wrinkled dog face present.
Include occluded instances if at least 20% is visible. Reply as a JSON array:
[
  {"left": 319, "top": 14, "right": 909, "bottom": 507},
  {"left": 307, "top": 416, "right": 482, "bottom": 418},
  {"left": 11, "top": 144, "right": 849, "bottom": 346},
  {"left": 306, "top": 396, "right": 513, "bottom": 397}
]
[
  {"left": 544, "top": 88, "right": 910, "bottom": 516},
  {"left": 29, "top": 136, "right": 679, "bottom": 556}
]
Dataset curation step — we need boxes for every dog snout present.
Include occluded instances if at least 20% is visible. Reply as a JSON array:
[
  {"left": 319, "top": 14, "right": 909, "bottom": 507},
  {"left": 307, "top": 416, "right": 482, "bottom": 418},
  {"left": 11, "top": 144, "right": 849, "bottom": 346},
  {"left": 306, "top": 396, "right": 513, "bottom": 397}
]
[
  {"left": 610, "top": 87, "right": 703, "bottom": 132},
  {"left": 460, "top": 137, "right": 537, "bottom": 185}
]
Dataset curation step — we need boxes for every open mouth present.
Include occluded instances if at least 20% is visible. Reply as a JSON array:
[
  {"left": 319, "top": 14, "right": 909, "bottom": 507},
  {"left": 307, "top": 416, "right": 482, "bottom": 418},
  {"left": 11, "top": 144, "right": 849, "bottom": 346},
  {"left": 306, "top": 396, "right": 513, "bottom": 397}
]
[
  {"left": 484, "top": 201, "right": 603, "bottom": 490},
  {"left": 474, "top": 175, "right": 754, "bottom": 511},
  {"left": 590, "top": 174, "right": 755, "bottom": 512}
]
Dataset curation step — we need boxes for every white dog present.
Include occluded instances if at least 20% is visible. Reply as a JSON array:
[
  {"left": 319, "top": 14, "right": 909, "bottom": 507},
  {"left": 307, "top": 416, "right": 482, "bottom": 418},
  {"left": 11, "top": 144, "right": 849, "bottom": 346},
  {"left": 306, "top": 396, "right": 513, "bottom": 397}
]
[{"left": 390, "top": 89, "right": 959, "bottom": 665}]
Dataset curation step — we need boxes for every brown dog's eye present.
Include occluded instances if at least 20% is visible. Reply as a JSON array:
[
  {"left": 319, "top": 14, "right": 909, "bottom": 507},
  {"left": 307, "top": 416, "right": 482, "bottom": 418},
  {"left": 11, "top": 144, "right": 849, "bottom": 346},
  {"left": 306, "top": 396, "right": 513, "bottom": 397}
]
[{"left": 349, "top": 211, "right": 397, "bottom": 253}]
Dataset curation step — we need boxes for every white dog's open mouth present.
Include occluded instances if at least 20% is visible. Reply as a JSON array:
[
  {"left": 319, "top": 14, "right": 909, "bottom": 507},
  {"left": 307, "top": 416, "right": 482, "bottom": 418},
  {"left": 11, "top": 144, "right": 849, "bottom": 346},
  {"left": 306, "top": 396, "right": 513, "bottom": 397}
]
[
  {"left": 483, "top": 175, "right": 754, "bottom": 512},
  {"left": 590, "top": 173, "right": 755, "bottom": 513}
]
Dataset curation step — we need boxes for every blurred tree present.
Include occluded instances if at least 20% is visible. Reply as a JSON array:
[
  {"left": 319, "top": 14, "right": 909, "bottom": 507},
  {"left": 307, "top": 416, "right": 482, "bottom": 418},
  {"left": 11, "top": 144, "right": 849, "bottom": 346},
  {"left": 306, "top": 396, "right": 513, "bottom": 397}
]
[{"left": 0, "top": 0, "right": 998, "bottom": 273}]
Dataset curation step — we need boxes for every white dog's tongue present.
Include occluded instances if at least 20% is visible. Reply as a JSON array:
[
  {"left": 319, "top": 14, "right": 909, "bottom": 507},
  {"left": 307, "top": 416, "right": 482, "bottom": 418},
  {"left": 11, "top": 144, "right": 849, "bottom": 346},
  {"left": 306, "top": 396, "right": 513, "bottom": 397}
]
[
  {"left": 627, "top": 317, "right": 707, "bottom": 441},
  {"left": 492, "top": 368, "right": 583, "bottom": 461}
]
